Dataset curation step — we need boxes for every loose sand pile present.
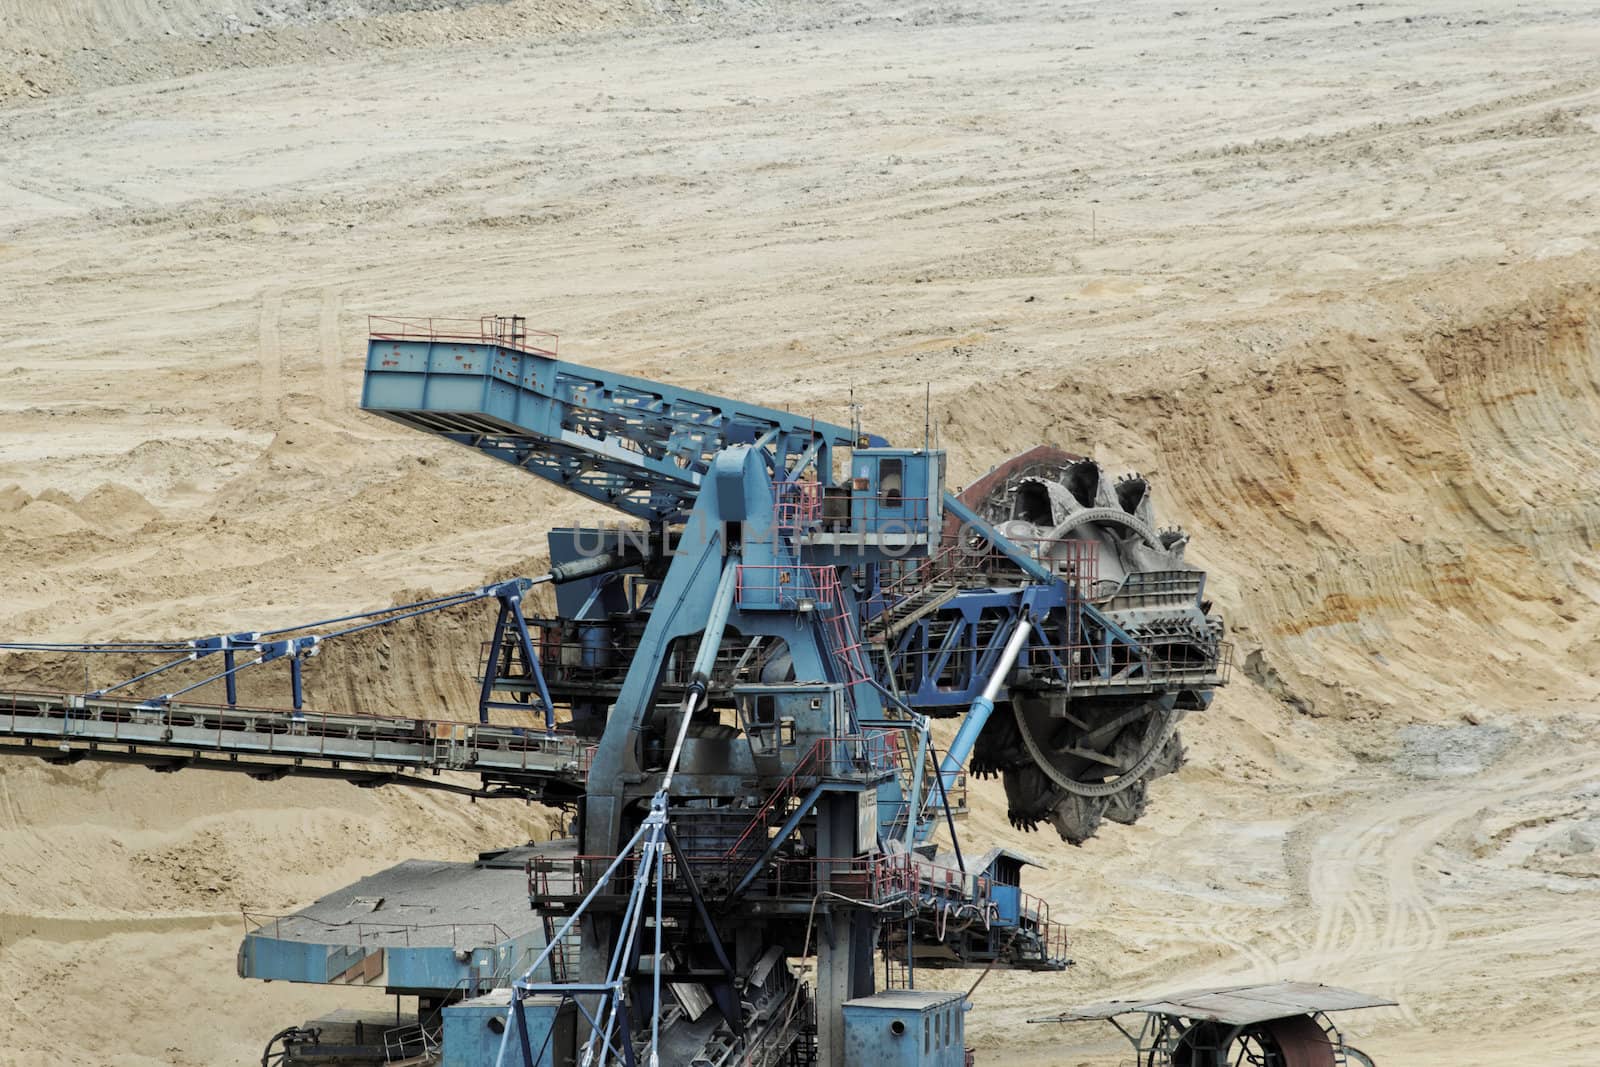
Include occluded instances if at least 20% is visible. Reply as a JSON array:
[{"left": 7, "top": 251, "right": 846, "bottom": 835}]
[{"left": 2, "top": 0, "right": 1599, "bottom": 1063}]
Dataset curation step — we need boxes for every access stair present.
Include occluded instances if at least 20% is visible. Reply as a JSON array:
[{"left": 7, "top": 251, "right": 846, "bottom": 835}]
[
  {"left": 868, "top": 580, "right": 962, "bottom": 643},
  {"left": 711, "top": 735, "right": 897, "bottom": 900},
  {"left": 866, "top": 530, "right": 1013, "bottom": 645},
  {"left": 878, "top": 730, "right": 967, "bottom": 845}
]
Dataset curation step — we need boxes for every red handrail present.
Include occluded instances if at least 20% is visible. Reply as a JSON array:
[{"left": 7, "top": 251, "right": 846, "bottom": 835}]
[{"left": 368, "top": 315, "right": 560, "bottom": 357}]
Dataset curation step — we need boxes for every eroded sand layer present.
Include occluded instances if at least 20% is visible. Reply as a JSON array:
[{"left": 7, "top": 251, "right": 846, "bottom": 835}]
[{"left": 2, "top": 1, "right": 1599, "bottom": 1064}]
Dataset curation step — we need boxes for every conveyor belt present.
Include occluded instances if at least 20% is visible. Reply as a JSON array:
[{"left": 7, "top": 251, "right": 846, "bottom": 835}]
[{"left": 0, "top": 690, "right": 590, "bottom": 800}]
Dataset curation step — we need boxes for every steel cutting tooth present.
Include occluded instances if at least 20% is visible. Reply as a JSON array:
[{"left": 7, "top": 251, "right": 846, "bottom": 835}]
[
  {"left": 1113, "top": 473, "right": 1155, "bottom": 527},
  {"left": 1013, "top": 475, "right": 1074, "bottom": 527},
  {"left": 1062, "top": 458, "right": 1111, "bottom": 509},
  {"left": 1014, "top": 696, "right": 1184, "bottom": 799}
]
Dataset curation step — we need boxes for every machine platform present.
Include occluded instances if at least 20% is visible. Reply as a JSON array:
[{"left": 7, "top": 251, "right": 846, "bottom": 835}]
[{"left": 241, "top": 844, "right": 579, "bottom": 995}]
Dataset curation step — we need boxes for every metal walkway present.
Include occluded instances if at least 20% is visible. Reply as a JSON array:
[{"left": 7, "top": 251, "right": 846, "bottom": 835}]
[{"left": 0, "top": 690, "right": 590, "bottom": 800}]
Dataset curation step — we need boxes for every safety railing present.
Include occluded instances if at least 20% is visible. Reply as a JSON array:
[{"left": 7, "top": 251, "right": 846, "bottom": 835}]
[
  {"left": 513, "top": 625, "right": 760, "bottom": 687},
  {"left": 900, "top": 855, "right": 993, "bottom": 912},
  {"left": 1018, "top": 888, "right": 1071, "bottom": 965},
  {"left": 876, "top": 775, "right": 968, "bottom": 826},
  {"left": 368, "top": 315, "right": 559, "bottom": 357},
  {"left": 242, "top": 909, "right": 510, "bottom": 949},
  {"left": 445, "top": 943, "right": 546, "bottom": 997},
  {"left": 821, "top": 492, "right": 934, "bottom": 538},
  {"left": 733, "top": 564, "right": 824, "bottom": 612},
  {"left": 1024, "top": 639, "right": 1234, "bottom": 689},
  {"left": 526, "top": 851, "right": 584, "bottom": 897},
  {"left": 889, "top": 854, "right": 1071, "bottom": 966},
  {"left": 535, "top": 834, "right": 915, "bottom": 907},
  {"left": 480, "top": 626, "right": 619, "bottom": 687},
  {"left": 524, "top": 857, "right": 585, "bottom": 981},
  {"left": 980, "top": 533, "right": 1100, "bottom": 589},
  {"left": 773, "top": 478, "right": 822, "bottom": 535},
  {"left": 525, "top": 846, "right": 1064, "bottom": 957},
  {"left": 541, "top": 851, "right": 904, "bottom": 906},
  {"left": 545, "top": 923, "right": 582, "bottom": 983},
  {"left": 1011, "top": 884, "right": 1072, "bottom": 965},
  {"left": 812, "top": 733, "right": 897, "bottom": 777},
  {"left": 811, "top": 567, "right": 872, "bottom": 685},
  {"left": 1037, "top": 917, "right": 1072, "bottom": 966},
  {"left": 715, "top": 733, "right": 898, "bottom": 863},
  {"left": 732, "top": 565, "right": 871, "bottom": 686},
  {"left": 877, "top": 534, "right": 1099, "bottom": 612},
  {"left": 1032, "top": 536, "right": 1100, "bottom": 594},
  {"left": 877, "top": 733, "right": 968, "bottom": 842},
  {"left": 886, "top": 638, "right": 1233, "bottom": 693},
  {"left": 879, "top": 851, "right": 1071, "bottom": 967},
  {"left": 382, "top": 1021, "right": 441, "bottom": 1063},
  {"left": 877, "top": 541, "right": 963, "bottom": 605},
  {"left": 482, "top": 621, "right": 788, "bottom": 694}
]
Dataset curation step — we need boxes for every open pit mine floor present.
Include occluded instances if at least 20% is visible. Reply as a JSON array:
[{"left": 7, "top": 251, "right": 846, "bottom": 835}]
[{"left": 3, "top": 0, "right": 1599, "bottom": 1063}]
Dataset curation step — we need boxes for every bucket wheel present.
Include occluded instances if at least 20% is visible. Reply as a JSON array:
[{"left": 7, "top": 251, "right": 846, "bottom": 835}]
[
  {"left": 974, "top": 690, "right": 1185, "bottom": 844},
  {"left": 959, "top": 452, "right": 1220, "bottom": 844}
]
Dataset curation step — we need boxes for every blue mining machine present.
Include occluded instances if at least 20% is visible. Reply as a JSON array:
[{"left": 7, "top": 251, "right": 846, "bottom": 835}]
[{"left": 0, "top": 316, "right": 1230, "bottom": 1067}]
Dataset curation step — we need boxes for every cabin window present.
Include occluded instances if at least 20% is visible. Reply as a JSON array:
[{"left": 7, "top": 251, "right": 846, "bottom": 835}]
[{"left": 880, "top": 458, "right": 904, "bottom": 506}]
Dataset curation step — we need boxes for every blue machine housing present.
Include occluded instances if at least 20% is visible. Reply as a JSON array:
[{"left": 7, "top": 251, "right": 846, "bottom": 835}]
[
  {"left": 848, "top": 449, "right": 941, "bottom": 536},
  {"left": 237, "top": 854, "right": 558, "bottom": 994},
  {"left": 443, "top": 993, "right": 574, "bottom": 1067},
  {"left": 803, "top": 448, "right": 945, "bottom": 566},
  {"left": 841, "top": 990, "right": 966, "bottom": 1067}
]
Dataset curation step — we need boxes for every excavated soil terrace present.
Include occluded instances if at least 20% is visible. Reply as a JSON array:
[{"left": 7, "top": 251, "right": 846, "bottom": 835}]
[{"left": 2, "top": 1, "right": 1599, "bottom": 1063}]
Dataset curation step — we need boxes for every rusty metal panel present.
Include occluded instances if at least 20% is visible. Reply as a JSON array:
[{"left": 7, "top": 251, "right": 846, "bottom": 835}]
[
  {"left": 1033, "top": 981, "right": 1396, "bottom": 1025},
  {"left": 1262, "top": 1013, "right": 1335, "bottom": 1067}
]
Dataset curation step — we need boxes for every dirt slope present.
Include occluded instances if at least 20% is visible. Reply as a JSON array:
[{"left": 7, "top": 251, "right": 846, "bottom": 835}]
[
  {"left": 0, "top": 0, "right": 790, "bottom": 105},
  {"left": 2, "top": 0, "right": 1599, "bottom": 1063}
]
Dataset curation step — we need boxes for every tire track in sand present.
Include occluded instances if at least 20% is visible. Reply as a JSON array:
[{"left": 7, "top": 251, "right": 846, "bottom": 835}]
[
  {"left": 319, "top": 286, "right": 343, "bottom": 417},
  {"left": 1306, "top": 755, "right": 1595, "bottom": 1026},
  {"left": 257, "top": 287, "right": 284, "bottom": 425}
]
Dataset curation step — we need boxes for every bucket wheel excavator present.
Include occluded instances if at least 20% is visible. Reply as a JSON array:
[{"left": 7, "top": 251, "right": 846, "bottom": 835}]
[{"left": 0, "top": 317, "right": 1239, "bottom": 1067}]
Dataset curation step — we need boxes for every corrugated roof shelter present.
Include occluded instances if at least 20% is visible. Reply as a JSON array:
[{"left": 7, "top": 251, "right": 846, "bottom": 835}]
[{"left": 1029, "top": 981, "right": 1395, "bottom": 1026}]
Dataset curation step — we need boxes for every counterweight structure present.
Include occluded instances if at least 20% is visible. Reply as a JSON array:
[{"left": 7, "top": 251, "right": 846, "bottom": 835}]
[{"left": 0, "top": 316, "right": 1229, "bottom": 1067}]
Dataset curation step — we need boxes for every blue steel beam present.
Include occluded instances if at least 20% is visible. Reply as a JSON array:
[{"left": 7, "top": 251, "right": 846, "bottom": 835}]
[
  {"left": 941, "top": 493, "right": 1055, "bottom": 583},
  {"left": 939, "top": 617, "right": 1032, "bottom": 792},
  {"left": 362, "top": 336, "right": 859, "bottom": 523}
]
